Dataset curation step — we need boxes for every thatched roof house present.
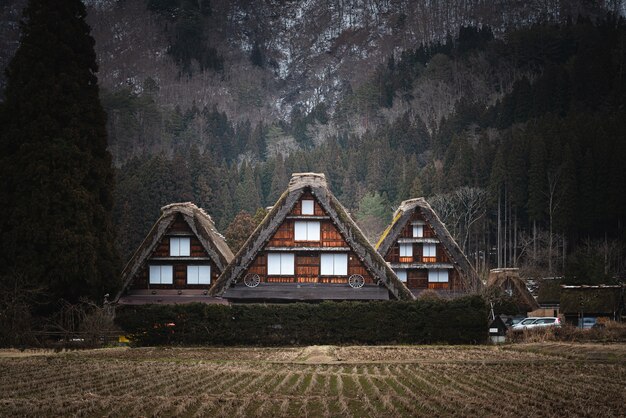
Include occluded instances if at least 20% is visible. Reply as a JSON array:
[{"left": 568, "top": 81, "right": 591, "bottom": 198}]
[
  {"left": 375, "top": 198, "right": 482, "bottom": 297},
  {"left": 560, "top": 284, "right": 624, "bottom": 321},
  {"left": 115, "top": 202, "right": 233, "bottom": 305},
  {"left": 487, "top": 268, "right": 540, "bottom": 313},
  {"left": 210, "top": 173, "right": 414, "bottom": 302}
]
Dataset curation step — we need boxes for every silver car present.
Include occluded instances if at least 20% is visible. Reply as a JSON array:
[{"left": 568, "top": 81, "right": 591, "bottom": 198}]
[{"left": 512, "top": 317, "right": 561, "bottom": 331}]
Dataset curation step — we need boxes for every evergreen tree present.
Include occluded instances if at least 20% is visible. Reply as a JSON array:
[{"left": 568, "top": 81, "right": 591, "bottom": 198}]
[
  {"left": 269, "top": 154, "right": 288, "bottom": 202},
  {"left": 0, "top": 0, "right": 120, "bottom": 305},
  {"left": 224, "top": 211, "right": 256, "bottom": 254}
]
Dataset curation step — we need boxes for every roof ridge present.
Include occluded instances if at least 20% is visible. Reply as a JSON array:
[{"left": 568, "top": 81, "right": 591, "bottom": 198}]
[
  {"left": 288, "top": 172, "right": 327, "bottom": 190},
  {"left": 160, "top": 202, "right": 215, "bottom": 225}
]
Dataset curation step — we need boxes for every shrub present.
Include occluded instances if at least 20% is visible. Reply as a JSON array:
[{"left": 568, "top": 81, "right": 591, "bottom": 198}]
[
  {"left": 114, "top": 295, "right": 488, "bottom": 346},
  {"left": 507, "top": 321, "right": 626, "bottom": 343}
]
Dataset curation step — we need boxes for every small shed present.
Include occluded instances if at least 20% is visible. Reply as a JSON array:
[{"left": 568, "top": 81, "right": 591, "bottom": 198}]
[{"left": 488, "top": 316, "right": 508, "bottom": 344}]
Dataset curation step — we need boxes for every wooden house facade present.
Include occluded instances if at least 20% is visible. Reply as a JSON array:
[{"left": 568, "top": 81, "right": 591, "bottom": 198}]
[
  {"left": 210, "top": 173, "right": 414, "bottom": 302},
  {"left": 376, "top": 198, "right": 482, "bottom": 297},
  {"left": 115, "top": 202, "right": 234, "bottom": 305}
]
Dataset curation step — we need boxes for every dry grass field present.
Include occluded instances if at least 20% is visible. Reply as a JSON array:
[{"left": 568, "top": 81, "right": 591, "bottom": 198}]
[{"left": 0, "top": 344, "right": 624, "bottom": 417}]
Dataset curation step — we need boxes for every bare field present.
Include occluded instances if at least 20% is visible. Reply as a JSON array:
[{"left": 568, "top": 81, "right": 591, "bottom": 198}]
[{"left": 0, "top": 344, "right": 624, "bottom": 417}]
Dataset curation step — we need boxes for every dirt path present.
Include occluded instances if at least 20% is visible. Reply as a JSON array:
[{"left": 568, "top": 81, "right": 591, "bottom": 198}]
[
  {"left": 0, "top": 349, "right": 60, "bottom": 358},
  {"left": 296, "top": 345, "right": 338, "bottom": 363}
]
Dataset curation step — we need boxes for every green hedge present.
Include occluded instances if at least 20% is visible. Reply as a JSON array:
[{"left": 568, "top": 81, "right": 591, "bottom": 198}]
[{"left": 114, "top": 295, "right": 488, "bottom": 346}]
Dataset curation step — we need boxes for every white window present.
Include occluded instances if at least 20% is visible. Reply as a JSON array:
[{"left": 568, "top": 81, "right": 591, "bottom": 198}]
[
  {"left": 187, "top": 265, "right": 211, "bottom": 285},
  {"left": 267, "top": 253, "right": 295, "bottom": 275},
  {"left": 423, "top": 244, "right": 437, "bottom": 257},
  {"left": 170, "top": 237, "right": 190, "bottom": 256},
  {"left": 320, "top": 253, "right": 348, "bottom": 276},
  {"left": 399, "top": 243, "right": 413, "bottom": 257},
  {"left": 149, "top": 265, "right": 173, "bottom": 284},
  {"left": 412, "top": 225, "right": 424, "bottom": 237},
  {"left": 294, "top": 221, "right": 320, "bottom": 241},
  {"left": 428, "top": 269, "right": 449, "bottom": 283},
  {"left": 396, "top": 269, "right": 407, "bottom": 282},
  {"left": 301, "top": 199, "right": 315, "bottom": 215}
]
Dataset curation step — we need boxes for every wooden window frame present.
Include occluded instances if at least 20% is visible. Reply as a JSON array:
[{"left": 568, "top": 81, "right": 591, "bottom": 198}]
[
  {"left": 187, "top": 265, "right": 211, "bottom": 285},
  {"left": 170, "top": 237, "right": 191, "bottom": 257},
  {"left": 267, "top": 253, "right": 295, "bottom": 276},
  {"left": 320, "top": 253, "right": 348, "bottom": 276},
  {"left": 301, "top": 199, "right": 315, "bottom": 215},
  {"left": 428, "top": 269, "right": 449, "bottom": 283},
  {"left": 149, "top": 265, "right": 174, "bottom": 284},
  {"left": 294, "top": 221, "right": 321, "bottom": 241}
]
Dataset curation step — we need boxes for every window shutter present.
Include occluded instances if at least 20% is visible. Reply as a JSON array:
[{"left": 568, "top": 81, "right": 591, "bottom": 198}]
[
  {"left": 294, "top": 221, "right": 307, "bottom": 240},
  {"left": 428, "top": 269, "right": 448, "bottom": 282},
  {"left": 281, "top": 253, "right": 294, "bottom": 275},
  {"left": 400, "top": 243, "right": 413, "bottom": 257},
  {"left": 180, "top": 238, "right": 190, "bottom": 256},
  {"left": 161, "top": 266, "right": 173, "bottom": 284},
  {"left": 295, "top": 221, "right": 320, "bottom": 241},
  {"left": 424, "top": 244, "right": 436, "bottom": 257},
  {"left": 267, "top": 253, "right": 282, "bottom": 275},
  {"left": 301, "top": 200, "right": 314, "bottom": 215},
  {"left": 170, "top": 238, "right": 180, "bottom": 256},
  {"left": 320, "top": 254, "right": 334, "bottom": 275},
  {"left": 307, "top": 221, "right": 320, "bottom": 241},
  {"left": 149, "top": 266, "right": 161, "bottom": 284},
  {"left": 334, "top": 254, "right": 348, "bottom": 276},
  {"left": 187, "top": 265, "right": 199, "bottom": 284},
  {"left": 198, "top": 266, "right": 211, "bottom": 284}
]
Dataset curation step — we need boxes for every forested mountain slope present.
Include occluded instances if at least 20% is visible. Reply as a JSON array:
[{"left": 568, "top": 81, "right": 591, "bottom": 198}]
[
  {"left": 1, "top": 1, "right": 625, "bottom": 279},
  {"left": 113, "top": 17, "right": 626, "bottom": 283}
]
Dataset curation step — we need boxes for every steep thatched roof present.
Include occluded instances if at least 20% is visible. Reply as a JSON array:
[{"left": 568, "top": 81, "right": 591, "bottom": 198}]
[
  {"left": 210, "top": 173, "right": 415, "bottom": 300},
  {"left": 114, "top": 202, "right": 234, "bottom": 302},
  {"left": 375, "top": 198, "right": 482, "bottom": 292},
  {"left": 487, "top": 268, "right": 540, "bottom": 312},
  {"left": 560, "top": 285, "right": 624, "bottom": 315}
]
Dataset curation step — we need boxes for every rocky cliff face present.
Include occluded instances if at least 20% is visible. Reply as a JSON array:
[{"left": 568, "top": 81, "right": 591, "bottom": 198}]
[{"left": 3, "top": 0, "right": 621, "bottom": 123}]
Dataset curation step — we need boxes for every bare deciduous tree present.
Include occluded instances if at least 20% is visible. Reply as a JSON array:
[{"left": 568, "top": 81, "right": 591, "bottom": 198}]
[{"left": 429, "top": 186, "right": 487, "bottom": 252}]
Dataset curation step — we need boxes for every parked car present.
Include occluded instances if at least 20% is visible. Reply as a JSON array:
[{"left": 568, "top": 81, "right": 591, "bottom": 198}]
[
  {"left": 505, "top": 316, "right": 526, "bottom": 328},
  {"left": 578, "top": 317, "right": 600, "bottom": 329},
  {"left": 511, "top": 317, "right": 561, "bottom": 331}
]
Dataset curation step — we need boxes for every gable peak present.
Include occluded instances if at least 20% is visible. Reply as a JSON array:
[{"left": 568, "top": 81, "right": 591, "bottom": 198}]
[
  {"left": 161, "top": 202, "right": 213, "bottom": 223},
  {"left": 288, "top": 172, "right": 327, "bottom": 191}
]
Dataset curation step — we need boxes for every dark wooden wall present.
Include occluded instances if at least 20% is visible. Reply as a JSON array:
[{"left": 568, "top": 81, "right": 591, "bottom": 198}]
[
  {"left": 243, "top": 194, "right": 374, "bottom": 284},
  {"left": 130, "top": 214, "right": 220, "bottom": 290},
  {"left": 384, "top": 211, "right": 462, "bottom": 290}
]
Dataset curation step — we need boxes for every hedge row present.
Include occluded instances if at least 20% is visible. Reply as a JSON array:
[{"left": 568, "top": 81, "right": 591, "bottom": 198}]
[{"left": 114, "top": 295, "right": 488, "bottom": 346}]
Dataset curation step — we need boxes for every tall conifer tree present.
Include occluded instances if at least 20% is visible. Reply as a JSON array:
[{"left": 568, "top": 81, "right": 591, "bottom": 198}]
[{"left": 0, "top": 0, "right": 120, "bottom": 306}]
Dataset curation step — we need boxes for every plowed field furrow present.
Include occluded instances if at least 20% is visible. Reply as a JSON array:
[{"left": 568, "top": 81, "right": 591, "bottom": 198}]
[
  {"left": 394, "top": 365, "right": 457, "bottom": 414},
  {"left": 303, "top": 367, "right": 319, "bottom": 394},
  {"left": 285, "top": 372, "right": 306, "bottom": 395},
  {"left": 191, "top": 396, "right": 217, "bottom": 417},
  {"left": 335, "top": 373, "right": 354, "bottom": 418},
  {"left": 3, "top": 363, "right": 109, "bottom": 397},
  {"left": 430, "top": 367, "right": 511, "bottom": 416},
  {"left": 1, "top": 345, "right": 624, "bottom": 417},
  {"left": 354, "top": 373, "right": 385, "bottom": 417},
  {"left": 361, "top": 368, "right": 399, "bottom": 415},
  {"left": 384, "top": 369, "right": 442, "bottom": 416},
  {"left": 452, "top": 366, "right": 532, "bottom": 417}
]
